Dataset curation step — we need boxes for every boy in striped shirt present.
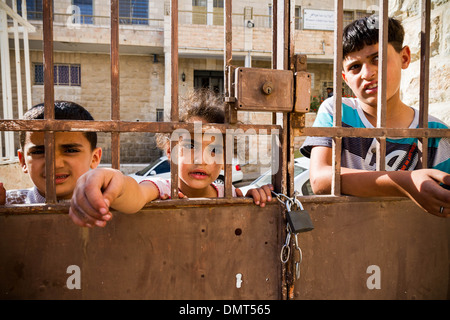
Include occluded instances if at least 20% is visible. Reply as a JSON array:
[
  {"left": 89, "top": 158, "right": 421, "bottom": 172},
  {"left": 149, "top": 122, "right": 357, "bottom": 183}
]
[{"left": 300, "top": 15, "right": 450, "bottom": 217}]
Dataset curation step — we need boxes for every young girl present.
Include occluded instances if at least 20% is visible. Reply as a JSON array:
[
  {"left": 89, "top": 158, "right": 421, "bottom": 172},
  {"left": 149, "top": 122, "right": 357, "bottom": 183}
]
[{"left": 69, "top": 89, "right": 274, "bottom": 228}]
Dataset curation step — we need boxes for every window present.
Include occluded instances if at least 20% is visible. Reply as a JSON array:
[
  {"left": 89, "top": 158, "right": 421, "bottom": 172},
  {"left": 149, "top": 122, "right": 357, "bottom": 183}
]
[
  {"left": 192, "top": 0, "right": 207, "bottom": 25},
  {"left": 343, "top": 10, "right": 372, "bottom": 27},
  {"left": 213, "top": 0, "right": 224, "bottom": 26},
  {"left": 34, "top": 63, "right": 81, "bottom": 86},
  {"left": 193, "top": 0, "right": 207, "bottom": 6},
  {"left": 18, "top": 0, "right": 43, "bottom": 20},
  {"left": 268, "top": 4, "right": 272, "bottom": 28},
  {"left": 156, "top": 109, "right": 164, "bottom": 122},
  {"left": 119, "top": 0, "right": 149, "bottom": 25},
  {"left": 295, "top": 6, "right": 301, "bottom": 30},
  {"left": 194, "top": 70, "right": 223, "bottom": 95},
  {"left": 73, "top": 0, "right": 93, "bottom": 24}
]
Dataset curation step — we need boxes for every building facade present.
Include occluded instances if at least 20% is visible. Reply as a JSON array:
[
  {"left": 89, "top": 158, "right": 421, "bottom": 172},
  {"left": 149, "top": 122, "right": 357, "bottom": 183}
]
[{"left": 1, "top": 0, "right": 448, "bottom": 166}]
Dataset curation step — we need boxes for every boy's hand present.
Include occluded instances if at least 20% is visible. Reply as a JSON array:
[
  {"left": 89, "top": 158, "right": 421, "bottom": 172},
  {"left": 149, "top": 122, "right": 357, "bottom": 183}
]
[
  {"left": 0, "top": 183, "right": 5, "bottom": 205},
  {"left": 69, "top": 168, "right": 124, "bottom": 228},
  {"left": 400, "top": 169, "right": 450, "bottom": 217},
  {"left": 236, "top": 184, "right": 274, "bottom": 207}
]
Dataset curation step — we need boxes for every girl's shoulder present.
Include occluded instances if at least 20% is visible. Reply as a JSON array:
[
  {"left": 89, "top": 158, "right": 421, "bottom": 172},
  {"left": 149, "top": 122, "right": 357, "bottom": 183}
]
[{"left": 211, "top": 183, "right": 237, "bottom": 198}]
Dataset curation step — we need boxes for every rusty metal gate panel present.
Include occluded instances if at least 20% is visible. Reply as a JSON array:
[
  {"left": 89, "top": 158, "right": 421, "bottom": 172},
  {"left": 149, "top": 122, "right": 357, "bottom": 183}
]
[
  {"left": 294, "top": 199, "right": 450, "bottom": 300},
  {"left": 0, "top": 202, "right": 282, "bottom": 300}
]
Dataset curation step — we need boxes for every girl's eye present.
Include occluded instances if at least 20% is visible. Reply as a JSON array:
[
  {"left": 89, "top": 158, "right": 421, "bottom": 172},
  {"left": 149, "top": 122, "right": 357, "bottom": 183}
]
[
  {"left": 210, "top": 146, "right": 223, "bottom": 155},
  {"left": 181, "top": 142, "right": 196, "bottom": 150}
]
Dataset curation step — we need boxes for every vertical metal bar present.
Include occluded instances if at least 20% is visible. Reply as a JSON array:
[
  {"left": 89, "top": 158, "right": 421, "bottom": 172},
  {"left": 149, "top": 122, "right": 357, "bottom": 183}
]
[
  {"left": 271, "top": 0, "right": 278, "bottom": 125},
  {"left": 271, "top": 0, "right": 282, "bottom": 192},
  {"left": 271, "top": 0, "right": 277, "bottom": 70},
  {"left": 224, "top": 0, "right": 233, "bottom": 198},
  {"left": 170, "top": 140, "right": 179, "bottom": 199},
  {"left": 22, "top": 0, "right": 32, "bottom": 110},
  {"left": 110, "top": 0, "right": 120, "bottom": 170},
  {"left": 170, "top": 0, "right": 179, "bottom": 199},
  {"left": 171, "top": 0, "right": 179, "bottom": 122},
  {"left": 419, "top": 0, "right": 431, "bottom": 168},
  {"left": 274, "top": 0, "right": 288, "bottom": 196},
  {"left": 12, "top": 0, "right": 23, "bottom": 119},
  {"left": 376, "top": 0, "right": 388, "bottom": 171},
  {"left": 43, "top": 0, "right": 56, "bottom": 203},
  {"left": 287, "top": 0, "right": 295, "bottom": 197},
  {"left": 331, "top": 0, "right": 343, "bottom": 196}
]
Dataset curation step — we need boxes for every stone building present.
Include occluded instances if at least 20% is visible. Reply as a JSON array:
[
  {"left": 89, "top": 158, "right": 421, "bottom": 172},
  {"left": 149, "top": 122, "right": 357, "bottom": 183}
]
[{"left": 1, "top": 0, "right": 448, "bottom": 171}]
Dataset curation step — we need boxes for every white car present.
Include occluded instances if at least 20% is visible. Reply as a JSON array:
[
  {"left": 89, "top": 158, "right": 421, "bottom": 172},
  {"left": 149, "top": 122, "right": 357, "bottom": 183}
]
[
  {"left": 238, "top": 157, "right": 313, "bottom": 196},
  {"left": 128, "top": 156, "right": 243, "bottom": 184}
]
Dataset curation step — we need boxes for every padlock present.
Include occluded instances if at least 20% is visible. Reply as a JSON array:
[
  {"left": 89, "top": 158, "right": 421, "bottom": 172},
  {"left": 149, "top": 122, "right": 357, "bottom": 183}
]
[{"left": 286, "top": 209, "right": 314, "bottom": 234}]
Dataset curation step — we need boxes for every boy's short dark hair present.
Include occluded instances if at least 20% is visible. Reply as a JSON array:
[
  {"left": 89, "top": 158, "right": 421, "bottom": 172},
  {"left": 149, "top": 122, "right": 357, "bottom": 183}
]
[
  {"left": 343, "top": 15, "right": 405, "bottom": 59},
  {"left": 19, "top": 101, "right": 97, "bottom": 150}
]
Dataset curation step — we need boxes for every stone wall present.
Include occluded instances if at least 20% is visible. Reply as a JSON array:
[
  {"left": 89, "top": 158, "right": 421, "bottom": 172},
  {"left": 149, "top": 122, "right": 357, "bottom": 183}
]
[
  {"left": 391, "top": 0, "right": 450, "bottom": 125},
  {"left": 0, "top": 162, "right": 33, "bottom": 190}
]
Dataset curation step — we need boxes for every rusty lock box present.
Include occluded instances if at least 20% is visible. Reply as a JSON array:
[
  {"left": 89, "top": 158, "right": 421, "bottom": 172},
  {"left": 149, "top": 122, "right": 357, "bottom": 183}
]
[
  {"left": 234, "top": 67, "right": 294, "bottom": 112},
  {"left": 294, "top": 71, "right": 312, "bottom": 113}
]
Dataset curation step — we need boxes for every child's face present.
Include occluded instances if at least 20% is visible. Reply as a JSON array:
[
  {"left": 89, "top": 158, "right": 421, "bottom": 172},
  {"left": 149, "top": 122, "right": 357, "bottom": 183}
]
[
  {"left": 18, "top": 131, "right": 102, "bottom": 200},
  {"left": 342, "top": 43, "right": 411, "bottom": 107},
  {"left": 176, "top": 133, "right": 223, "bottom": 195}
]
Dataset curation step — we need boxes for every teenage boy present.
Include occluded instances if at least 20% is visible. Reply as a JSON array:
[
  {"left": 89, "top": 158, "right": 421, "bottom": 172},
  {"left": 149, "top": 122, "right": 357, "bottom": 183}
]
[
  {"left": 1, "top": 101, "right": 102, "bottom": 205},
  {"left": 300, "top": 16, "right": 450, "bottom": 217}
]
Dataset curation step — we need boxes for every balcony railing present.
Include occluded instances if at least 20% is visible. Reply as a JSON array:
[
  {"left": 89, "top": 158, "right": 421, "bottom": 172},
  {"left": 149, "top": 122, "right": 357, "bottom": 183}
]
[{"left": 13, "top": 10, "right": 302, "bottom": 30}]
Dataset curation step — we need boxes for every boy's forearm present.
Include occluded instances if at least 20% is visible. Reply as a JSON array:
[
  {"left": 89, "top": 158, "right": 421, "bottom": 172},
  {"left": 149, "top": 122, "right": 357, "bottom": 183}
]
[
  {"left": 312, "top": 165, "right": 408, "bottom": 198},
  {"left": 341, "top": 168, "right": 408, "bottom": 198}
]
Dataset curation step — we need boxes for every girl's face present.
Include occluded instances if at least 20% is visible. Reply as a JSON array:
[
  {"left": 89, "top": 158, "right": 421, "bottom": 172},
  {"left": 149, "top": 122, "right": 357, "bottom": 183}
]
[
  {"left": 168, "top": 117, "right": 224, "bottom": 197},
  {"left": 177, "top": 132, "right": 223, "bottom": 196}
]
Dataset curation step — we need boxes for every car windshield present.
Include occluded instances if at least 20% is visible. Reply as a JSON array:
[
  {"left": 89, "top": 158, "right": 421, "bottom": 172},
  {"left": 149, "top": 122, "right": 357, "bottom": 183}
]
[
  {"left": 254, "top": 164, "right": 307, "bottom": 187},
  {"left": 134, "top": 158, "right": 164, "bottom": 176}
]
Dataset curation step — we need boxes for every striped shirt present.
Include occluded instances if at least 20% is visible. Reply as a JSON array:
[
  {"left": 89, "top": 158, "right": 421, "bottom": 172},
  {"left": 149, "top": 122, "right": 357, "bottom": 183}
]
[
  {"left": 5, "top": 186, "right": 69, "bottom": 205},
  {"left": 300, "top": 97, "right": 450, "bottom": 173}
]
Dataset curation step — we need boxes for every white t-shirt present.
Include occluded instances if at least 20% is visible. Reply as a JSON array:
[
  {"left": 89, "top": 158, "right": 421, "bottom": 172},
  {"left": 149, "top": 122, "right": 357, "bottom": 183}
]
[{"left": 141, "top": 177, "right": 237, "bottom": 198}]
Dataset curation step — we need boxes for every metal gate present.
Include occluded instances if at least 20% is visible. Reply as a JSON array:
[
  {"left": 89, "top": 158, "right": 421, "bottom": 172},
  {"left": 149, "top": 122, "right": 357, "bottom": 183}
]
[{"left": 0, "top": 0, "right": 449, "bottom": 300}]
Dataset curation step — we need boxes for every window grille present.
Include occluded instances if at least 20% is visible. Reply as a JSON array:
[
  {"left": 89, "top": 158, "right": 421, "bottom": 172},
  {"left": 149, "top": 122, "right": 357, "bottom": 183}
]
[
  {"left": 156, "top": 108, "right": 164, "bottom": 122},
  {"left": 18, "top": 0, "right": 43, "bottom": 20},
  {"left": 119, "top": 0, "right": 149, "bottom": 25},
  {"left": 34, "top": 63, "right": 81, "bottom": 86},
  {"left": 73, "top": 0, "right": 94, "bottom": 24}
]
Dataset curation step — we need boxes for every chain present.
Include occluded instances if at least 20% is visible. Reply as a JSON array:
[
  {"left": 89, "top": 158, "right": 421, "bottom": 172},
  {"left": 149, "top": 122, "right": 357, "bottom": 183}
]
[{"left": 273, "top": 191, "right": 303, "bottom": 281}]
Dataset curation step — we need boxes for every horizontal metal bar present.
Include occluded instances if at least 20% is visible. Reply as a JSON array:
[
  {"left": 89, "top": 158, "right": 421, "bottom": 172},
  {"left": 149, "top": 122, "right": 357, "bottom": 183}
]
[
  {"left": 0, "top": 120, "right": 282, "bottom": 133},
  {"left": 2, "top": 120, "right": 447, "bottom": 138},
  {"left": 0, "top": 195, "right": 418, "bottom": 215},
  {"left": 295, "top": 127, "right": 450, "bottom": 138},
  {"left": 0, "top": 197, "right": 276, "bottom": 214}
]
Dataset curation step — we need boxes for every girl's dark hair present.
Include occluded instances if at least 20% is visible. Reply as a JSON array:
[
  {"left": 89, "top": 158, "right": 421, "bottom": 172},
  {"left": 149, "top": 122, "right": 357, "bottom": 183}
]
[
  {"left": 156, "top": 88, "right": 225, "bottom": 150},
  {"left": 19, "top": 101, "right": 97, "bottom": 150},
  {"left": 343, "top": 15, "right": 405, "bottom": 59},
  {"left": 179, "top": 88, "right": 225, "bottom": 123}
]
